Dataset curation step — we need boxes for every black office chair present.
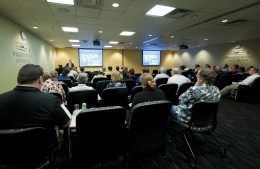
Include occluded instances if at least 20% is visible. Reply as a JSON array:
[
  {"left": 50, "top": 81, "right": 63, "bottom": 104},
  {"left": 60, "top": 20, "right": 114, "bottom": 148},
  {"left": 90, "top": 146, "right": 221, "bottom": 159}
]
[
  {"left": 0, "top": 127, "right": 55, "bottom": 169},
  {"left": 73, "top": 106, "right": 126, "bottom": 167},
  {"left": 158, "top": 83, "right": 178, "bottom": 104},
  {"left": 92, "top": 77, "right": 108, "bottom": 89},
  {"left": 67, "top": 90, "right": 98, "bottom": 113},
  {"left": 121, "top": 79, "right": 136, "bottom": 95},
  {"left": 177, "top": 82, "right": 195, "bottom": 97},
  {"left": 126, "top": 100, "right": 172, "bottom": 156},
  {"left": 170, "top": 100, "right": 226, "bottom": 167},
  {"left": 95, "top": 80, "right": 112, "bottom": 96},
  {"left": 61, "top": 83, "right": 69, "bottom": 96},
  {"left": 217, "top": 74, "right": 232, "bottom": 90},
  {"left": 236, "top": 77, "right": 260, "bottom": 102},
  {"left": 102, "top": 87, "right": 129, "bottom": 109},
  {"left": 231, "top": 73, "right": 241, "bottom": 82},
  {"left": 48, "top": 92, "right": 63, "bottom": 101},
  {"left": 129, "top": 86, "right": 143, "bottom": 103},
  {"left": 59, "top": 79, "right": 72, "bottom": 88},
  {"left": 155, "top": 78, "right": 169, "bottom": 88}
]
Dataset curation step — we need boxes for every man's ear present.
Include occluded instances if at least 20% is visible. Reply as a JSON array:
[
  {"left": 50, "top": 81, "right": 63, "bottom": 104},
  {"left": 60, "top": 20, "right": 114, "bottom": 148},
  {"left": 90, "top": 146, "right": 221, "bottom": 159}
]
[{"left": 39, "top": 76, "right": 43, "bottom": 84}]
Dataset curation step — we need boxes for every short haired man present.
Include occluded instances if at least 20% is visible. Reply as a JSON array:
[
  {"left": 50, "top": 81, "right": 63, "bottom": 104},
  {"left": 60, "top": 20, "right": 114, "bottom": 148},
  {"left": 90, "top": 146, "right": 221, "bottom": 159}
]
[
  {"left": 220, "top": 67, "right": 260, "bottom": 97},
  {"left": 0, "top": 64, "right": 71, "bottom": 146},
  {"left": 69, "top": 73, "right": 94, "bottom": 92},
  {"left": 167, "top": 68, "right": 191, "bottom": 88},
  {"left": 153, "top": 66, "right": 169, "bottom": 81},
  {"left": 65, "top": 59, "right": 74, "bottom": 68}
]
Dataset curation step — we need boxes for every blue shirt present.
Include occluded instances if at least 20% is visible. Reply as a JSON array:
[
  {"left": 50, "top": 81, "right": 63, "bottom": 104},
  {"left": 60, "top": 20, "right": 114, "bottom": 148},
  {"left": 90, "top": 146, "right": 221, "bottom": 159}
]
[
  {"left": 106, "top": 82, "right": 126, "bottom": 88},
  {"left": 171, "top": 83, "right": 220, "bottom": 123}
]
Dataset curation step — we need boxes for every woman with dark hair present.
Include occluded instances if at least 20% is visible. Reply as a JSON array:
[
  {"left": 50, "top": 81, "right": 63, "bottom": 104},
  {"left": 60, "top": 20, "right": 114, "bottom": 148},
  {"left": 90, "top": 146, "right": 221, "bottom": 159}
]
[
  {"left": 58, "top": 68, "right": 70, "bottom": 80},
  {"left": 170, "top": 69, "right": 220, "bottom": 123},
  {"left": 131, "top": 73, "right": 166, "bottom": 108}
]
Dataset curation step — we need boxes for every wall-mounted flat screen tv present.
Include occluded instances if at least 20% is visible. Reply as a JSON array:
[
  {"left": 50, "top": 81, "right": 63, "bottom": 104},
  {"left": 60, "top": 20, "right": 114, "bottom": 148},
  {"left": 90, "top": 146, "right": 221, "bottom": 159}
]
[
  {"left": 142, "top": 50, "right": 161, "bottom": 66},
  {"left": 79, "top": 49, "right": 103, "bottom": 67}
]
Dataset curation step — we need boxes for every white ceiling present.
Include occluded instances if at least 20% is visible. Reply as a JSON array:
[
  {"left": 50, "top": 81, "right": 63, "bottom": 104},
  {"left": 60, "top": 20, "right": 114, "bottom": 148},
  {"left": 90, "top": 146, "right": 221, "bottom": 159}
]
[{"left": 1, "top": 0, "right": 260, "bottom": 50}]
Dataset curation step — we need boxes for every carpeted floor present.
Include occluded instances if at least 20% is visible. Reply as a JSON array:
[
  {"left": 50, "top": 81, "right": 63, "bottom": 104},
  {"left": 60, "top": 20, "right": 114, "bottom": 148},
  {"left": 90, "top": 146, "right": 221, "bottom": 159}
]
[{"left": 83, "top": 97, "right": 260, "bottom": 169}]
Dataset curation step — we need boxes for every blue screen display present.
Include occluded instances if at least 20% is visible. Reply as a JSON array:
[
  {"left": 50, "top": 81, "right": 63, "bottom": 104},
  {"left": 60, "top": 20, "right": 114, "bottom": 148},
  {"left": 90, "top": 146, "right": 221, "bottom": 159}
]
[
  {"left": 142, "top": 50, "right": 161, "bottom": 66},
  {"left": 79, "top": 49, "right": 103, "bottom": 67}
]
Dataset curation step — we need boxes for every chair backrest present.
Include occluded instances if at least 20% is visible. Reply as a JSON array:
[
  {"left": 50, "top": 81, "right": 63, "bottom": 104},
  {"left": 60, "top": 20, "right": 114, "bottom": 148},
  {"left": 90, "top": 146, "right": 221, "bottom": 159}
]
[
  {"left": 72, "top": 82, "right": 78, "bottom": 87},
  {"left": 106, "top": 74, "right": 111, "bottom": 80},
  {"left": 0, "top": 127, "right": 53, "bottom": 168},
  {"left": 48, "top": 92, "right": 62, "bottom": 101},
  {"left": 129, "top": 86, "right": 143, "bottom": 103},
  {"left": 95, "top": 80, "right": 112, "bottom": 96},
  {"left": 158, "top": 83, "right": 178, "bottom": 103},
  {"left": 181, "top": 71, "right": 190, "bottom": 77},
  {"left": 121, "top": 79, "right": 136, "bottom": 95},
  {"left": 93, "top": 77, "right": 108, "bottom": 89},
  {"left": 217, "top": 74, "right": 232, "bottom": 90},
  {"left": 67, "top": 90, "right": 98, "bottom": 113},
  {"left": 177, "top": 82, "right": 195, "bottom": 96},
  {"left": 231, "top": 74, "right": 241, "bottom": 82},
  {"left": 190, "top": 100, "right": 220, "bottom": 127},
  {"left": 61, "top": 83, "right": 69, "bottom": 95},
  {"left": 155, "top": 78, "right": 169, "bottom": 87},
  {"left": 127, "top": 100, "right": 172, "bottom": 152},
  {"left": 75, "top": 106, "right": 126, "bottom": 166},
  {"left": 102, "top": 87, "right": 129, "bottom": 109},
  {"left": 59, "top": 79, "right": 72, "bottom": 88}
]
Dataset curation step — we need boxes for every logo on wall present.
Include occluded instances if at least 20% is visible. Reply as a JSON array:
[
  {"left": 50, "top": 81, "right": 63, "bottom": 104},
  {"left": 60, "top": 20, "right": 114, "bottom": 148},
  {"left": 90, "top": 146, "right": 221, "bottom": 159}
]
[{"left": 225, "top": 45, "right": 252, "bottom": 63}]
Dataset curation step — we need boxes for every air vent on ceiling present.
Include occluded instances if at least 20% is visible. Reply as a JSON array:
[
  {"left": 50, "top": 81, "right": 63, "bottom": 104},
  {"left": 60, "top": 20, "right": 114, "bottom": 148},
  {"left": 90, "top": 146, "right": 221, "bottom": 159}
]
[
  {"left": 225, "top": 19, "right": 249, "bottom": 26},
  {"left": 165, "top": 8, "right": 192, "bottom": 18},
  {"left": 75, "top": 0, "right": 102, "bottom": 8},
  {"left": 179, "top": 44, "right": 189, "bottom": 49}
]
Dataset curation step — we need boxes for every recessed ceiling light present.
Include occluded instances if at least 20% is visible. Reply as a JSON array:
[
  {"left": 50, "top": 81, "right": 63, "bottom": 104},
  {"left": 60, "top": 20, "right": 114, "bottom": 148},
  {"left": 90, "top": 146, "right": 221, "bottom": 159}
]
[
  {"left": 99, "top": 30, "right": 103, "bottom": 33},
  {"left": 135, "top": 47, "right": 138, "bottom": 48},
  {"left": 231, "top": 41, "right": 235, "bottom": 42},
  {"left": 69, "top": 39, "right": 79, "bottom": 42},
  {"left": 104, "top": 45, "right": 112, "bottom": 48},
  {"left": 109, "top": 41, "right": 119, "bottom": 44},
  {"left": 191, "top": 15, "right": 198, "bottom": 18},
  {"left": 71, "top": 44, "right": 80, "bottom": 47},
  {"left": 33, "top": 27, "right": 38, "bottom": 29},
  {"left": 170, "top": 35, "right": 174, "bottom": 38},
  {"left": 130, "top": 43, "right": 133, "bottom": 44},
  {"left": 47, "top": 0, "right": 74, "bottom": 5},
  {"left": 120, "top": 31, "right": 135, "bottom": 36},
  {"left": 148, "top": 34, "right": 152, "bottom": 37},
  {"left": 62, "top": 27, "right": 78, "bottom": 32},
  {"left": 112, "top": 3, "right": 119, "bottom": 7},
  {"left": 146, "top": 5, "right": 175, "bottom": 16},
  {"left": 222, "top": 19, "right": 228, "bottom": 23},
  {"left": 204, "top": 38, "right": 208, "bottom": 40},
  {"left": 50, "top": 40, "right": 53, "bottom": 41}
]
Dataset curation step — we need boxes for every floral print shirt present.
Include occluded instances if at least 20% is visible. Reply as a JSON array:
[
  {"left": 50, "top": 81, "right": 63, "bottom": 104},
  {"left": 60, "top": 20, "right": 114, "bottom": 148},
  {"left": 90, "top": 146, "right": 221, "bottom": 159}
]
[{"left": 41, "top": 79, "right": 66, "bottom": 101}]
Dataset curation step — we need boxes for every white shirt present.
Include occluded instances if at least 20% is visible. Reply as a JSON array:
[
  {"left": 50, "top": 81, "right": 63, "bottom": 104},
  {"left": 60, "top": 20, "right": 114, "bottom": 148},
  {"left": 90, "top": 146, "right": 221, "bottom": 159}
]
[
  {"left": 154, "top": 74, "right": 169, "bottom": 81},
  {"left": 239, "top": 74, "right": 260, "bottom": 86},
  {"left": 167, "top": 74, "right": 191, "bottom": 87},
  {"left": 69, "top": 84, "right": 94, "bottom": 92}
]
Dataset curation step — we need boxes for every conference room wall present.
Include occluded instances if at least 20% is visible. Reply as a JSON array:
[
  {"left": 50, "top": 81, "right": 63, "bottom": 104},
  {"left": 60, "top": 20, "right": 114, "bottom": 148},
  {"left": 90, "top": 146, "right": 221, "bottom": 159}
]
[
  {"left": 0, "top": 14, "right": 56, "bottom": 93},
  {"left": 173, "top": 38, "right": 260, "bottom": 69}
]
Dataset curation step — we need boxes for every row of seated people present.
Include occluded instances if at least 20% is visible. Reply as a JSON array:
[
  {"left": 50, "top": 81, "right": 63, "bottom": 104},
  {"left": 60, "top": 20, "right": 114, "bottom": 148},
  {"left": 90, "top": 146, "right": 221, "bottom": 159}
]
[{"left": 0, "top": 65, "right": 224, "bottom": 168}]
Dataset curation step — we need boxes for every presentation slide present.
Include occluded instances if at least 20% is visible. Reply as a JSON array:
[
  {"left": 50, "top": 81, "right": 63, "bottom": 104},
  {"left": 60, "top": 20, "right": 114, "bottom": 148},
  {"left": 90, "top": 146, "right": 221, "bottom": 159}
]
[
  {"left": 142, "top": 50, "right": 161, "bottom": 66},
  {"left": 79, "top": 49, "right": 103, "bottom": 67}
]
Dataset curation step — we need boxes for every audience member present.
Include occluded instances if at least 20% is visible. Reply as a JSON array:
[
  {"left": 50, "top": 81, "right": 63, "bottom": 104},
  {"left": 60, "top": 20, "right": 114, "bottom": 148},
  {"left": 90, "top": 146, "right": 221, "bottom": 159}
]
[
  {"left": 222, "top": 64, "right": 229, "bottom": 73},
  {"left": 68, "top": 66, "right": 78, "bottom": 78},
  {"left": 58, "top": 68, "right": 70, "bottom": 80},
  {"left": 136, "top": 67, "right": 149, "bottom": 85},
  {"left": 190, "top": 64, "right": 200, "bottom": 82},
  {"left": 230, "top": 64, "right": 239, "bottom": 74},
  {"left": 106, "top": 72, "right": 126, "bottom": 88},
  {"left": 170, "top": 69, "right": 220, "bottom": 123},
  {"left": 91, "top": 69, "right": 107, "bottom": 83},
  {"left": 129, "top": 68, "right": 136, "bottom": 79},
  {"left": 167, "top": 68, "right": 191, "bottom": 87},
  {"left": 116, "top": 66, "right": 120, "bottom": 72},
  {"left": 69, "top": 73, "right": 93, "bottom": 92},
  {"left": 154, "top": 66, "right": 169, "bottom": 81},
  {"left": 41, "top": 72, "right": 66, "bottom": 102},
  {"left": 220, "top": 67, "right": 259, "bottom": 97},
  {"left": 205, "top": 64, "right": 211, "bottom": 69},
  {"left": 0, "top": 64, "right": 71, "bottom": 146},
  {"left": 131, "top": 73, "right": 166, "bottom": 108},
  {"left": 213, "top": 65, "right": 225, "bottom": 86},
  {"left": 65, "top": 59, "right": 74, "bottom": 68},
  {"left": 104, "top": 66, "right": 113, "bottom": 76}
]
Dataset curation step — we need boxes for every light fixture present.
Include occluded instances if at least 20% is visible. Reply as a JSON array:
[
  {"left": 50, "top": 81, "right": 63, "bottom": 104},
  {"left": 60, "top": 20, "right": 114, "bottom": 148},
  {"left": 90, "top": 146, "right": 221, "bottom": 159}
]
[
  {"left": 69, "top": 39, "right": 79, "bottom": 42},
  {"left": 72, "top": 44, "right": 80, "bottom": 47},
  {"left": 204, "top": 38, "right": 208, "bottom": 41},
  {"left": 222, "top": 19, "right": 228, "bottom": 23},
  {"left": 104, "top": 45, "right": 112, "bottom": 48},
  {"left": 62, "top": 27, "right": 78, "bottom": 32},
  {"left": 146, "top": 5, "right": 175, "bottom": 16},
  {"left": 112, "top": 3, "right": 119, "bottom": 7},
  {"left": 170, "top": 35, "right": 174, "bottom": 38},
  {"left": 47, "top": 0, "right": 74, "bottom": 5},
  {"left": 148, "top": 34, "right": 152, "bottom": 37},
  {"left": 109, "top": 41, "right": 119, "bottom": 44},
  {"left": 98, "top": 30, "right": 103, "bottom": 33},
  {"left": 50, "top": 40, "right": 53, "bottom": 41},
  {"left": 120, "top": 31, "right": 135, "bottom": 36},
  {"left": 33, "top": 27, "right": 38, "bottom": 29}
]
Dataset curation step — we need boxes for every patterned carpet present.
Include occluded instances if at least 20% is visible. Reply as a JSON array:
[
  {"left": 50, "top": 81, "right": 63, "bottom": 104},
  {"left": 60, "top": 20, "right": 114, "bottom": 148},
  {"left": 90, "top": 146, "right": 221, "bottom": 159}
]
[{"left": 82, "top": 97, "right": 260, "bottom": 169}]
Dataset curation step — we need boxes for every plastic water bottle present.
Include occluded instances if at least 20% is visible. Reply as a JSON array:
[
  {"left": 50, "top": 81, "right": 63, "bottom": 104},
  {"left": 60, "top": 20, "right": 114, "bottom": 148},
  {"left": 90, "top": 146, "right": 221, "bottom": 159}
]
[{"left": 82, "top": 103, "right": 87, "bottom": 111}]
